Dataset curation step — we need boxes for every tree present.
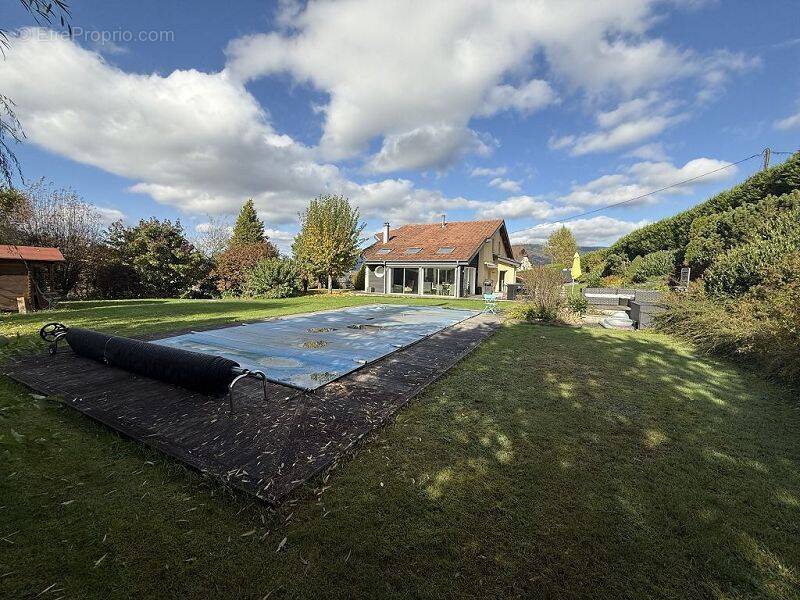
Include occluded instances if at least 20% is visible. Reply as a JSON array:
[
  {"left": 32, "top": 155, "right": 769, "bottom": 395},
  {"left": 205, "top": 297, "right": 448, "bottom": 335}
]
[
  {"left": 230, "top": 199, "right": 265, "bottom": 246},
  {"left": 108, "top": 218, "right": 209, "bottom": 298},
  {"left": 11, "top": 179, "right": 104, "bottom": 295},
  {"left": 0, "top": 185, "right": 30, "bottom": 243},
  {"left": 292, "top": 195, "right": 364, "bottom": 293},
  {"left": 212, "top": 242, "right": 278, "bottom": 295},
  {"left": 544, "top": 226, "right": 578, "bottom": 265},
  {"left": 196, "top": 214, "right": 232, "bottom": 258}
]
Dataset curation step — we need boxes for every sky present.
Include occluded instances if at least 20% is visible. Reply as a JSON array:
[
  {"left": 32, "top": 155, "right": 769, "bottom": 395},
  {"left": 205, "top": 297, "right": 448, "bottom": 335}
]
[{"left": 1, "top": 0, "right": 799, "bottom": 252}]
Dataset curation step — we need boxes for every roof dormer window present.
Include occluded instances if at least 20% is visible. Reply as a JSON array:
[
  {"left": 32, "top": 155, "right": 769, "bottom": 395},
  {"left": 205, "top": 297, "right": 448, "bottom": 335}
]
[{"left": 403, "top": 247, "right": 422, "bottom": 254}]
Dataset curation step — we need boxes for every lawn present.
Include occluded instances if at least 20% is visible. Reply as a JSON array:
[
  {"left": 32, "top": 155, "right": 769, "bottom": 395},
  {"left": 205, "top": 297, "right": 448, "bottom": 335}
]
[{"left": 1, "top": 296, "right": 798, "bottom": 599}]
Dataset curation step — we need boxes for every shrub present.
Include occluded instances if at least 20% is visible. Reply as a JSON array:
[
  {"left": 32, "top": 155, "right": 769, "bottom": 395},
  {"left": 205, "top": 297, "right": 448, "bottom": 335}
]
[
  {"left": 600, "top": 275, "right": 625, "bottom": 287},
  {"left": 353, "top": 264, "right": 366, "bottom": 291},
  {"left": 581, "top": 249, "right": 607, "bottom": 274},
  {"left": 582, "top": 271, "right": 602, "bottom": 287},
  {"left": 603, "top": 253, "right": 630, "bottom": 277},
  {"left": 507, "top": 302, "right": 540, "bottom": 321},
  {"left": 566, "top": 291, "right": 588, "bottom": 316},
  {"left": 628, "top": 250, "right": 677, "bottom": 283},
  {"left": 657, "top": 257, "right": 800, "bottom": 385},
  {"left": 213, "top": 242, "right": 278, "bottom": 294},
  {"left": 516, "top": 266, "right": 563, "bottom": 321},
  {"left": 684, "top": 190, "right": 800, "bottom": 276},
  {"left": 704, "top": 213, "right": 800, "bottom": 297},
  {"left": 244, "top": 257, "right": 300, "bottom": 298}
]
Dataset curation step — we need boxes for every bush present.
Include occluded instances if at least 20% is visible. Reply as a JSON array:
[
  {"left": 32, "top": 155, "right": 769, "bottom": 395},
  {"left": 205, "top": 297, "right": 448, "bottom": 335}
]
[
  {"left": 684, "top": 190, "right": 800, "bottom": 276},
  {"left": 213, "top": 242, "right": 278, "bottom": 294},
  {"left": 582, "top": 271, "right": 602, "bottom": 287},
  {"left": 566, "top": 291, "right": 588, "bottom": 316},
  {"left": 507, "top": 302, "right": 540, "bottom": 321},
  {"left": 581, "top": 249, "right": 607, "bottom": 274},
  {"left": 628, "top": 250, "right": 677, "bottom": 283},
  {"left": 244, "top": 257, "right": 300, "bottom": 298},
  {"left": 603, "top": 253, "right": 630, "bottom": 277},
  {"left": 600, "top": 275, "right": 625, "bottom": 287},
  {"left": 657, "top": 257, "right": 800, "bottom": 385},
  {"left": 353, "top": 264, "right": 366, "bottom": 291},
  {"left": 704, "top": 213, "right": 800, "bottom": 297},
  {"left": 516, "top": 266, "right": 563, "bottom": 321}
]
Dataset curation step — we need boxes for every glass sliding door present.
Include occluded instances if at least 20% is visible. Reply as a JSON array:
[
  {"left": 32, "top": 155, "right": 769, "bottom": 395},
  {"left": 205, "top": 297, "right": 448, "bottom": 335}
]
[
  {"left": 403, "top": 268, "right": 419, "bottom": 294},
  {"left": 423, "top": 268, "right": 437, "bottom": 295},
  {"left": 438, "top": 268, "right": 455, "bottom": 297},
  {"left": 391, "top": 267, "right": 420, "bottom": 294},
  {"left": 391, "top": 267, "right": 404, "bottom": 293}
]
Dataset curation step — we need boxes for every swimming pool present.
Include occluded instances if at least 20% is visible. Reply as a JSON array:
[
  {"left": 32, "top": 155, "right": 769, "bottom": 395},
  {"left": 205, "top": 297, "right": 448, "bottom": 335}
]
[{"left": 153, "top": 304, "right": 479, "bottom": 390}]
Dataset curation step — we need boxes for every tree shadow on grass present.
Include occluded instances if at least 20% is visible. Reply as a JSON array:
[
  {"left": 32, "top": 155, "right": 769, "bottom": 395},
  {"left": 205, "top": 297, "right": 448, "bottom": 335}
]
[{"left": 316, "top": 321, "right": 799, "bottom": 599}]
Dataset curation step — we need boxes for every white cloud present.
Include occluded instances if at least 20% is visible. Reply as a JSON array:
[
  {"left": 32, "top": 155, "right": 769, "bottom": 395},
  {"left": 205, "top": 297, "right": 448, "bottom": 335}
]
[
  {"left": 551, "top": 93, "right": 688, "bottom": 155},
  {"left": 366, "top": 124, "right": 488, "bottom": 173},
  {"left": 0, "top": 29, "right": 478, "bottom": 230},
  {"left": 478, "top": 195, "right": 576, "bottom": 220},
  {"left": 511, "top": 216, "right": 650, "bottom": 246},
  {"left": 557, "top": 157, "right": 736, "bottom": 206},
  {"left": 775, "top": 105, "right": 800, "bottom": 130},
  {"left": 471, "top": 166, "right": 507, "bottom": 178},
  {"left": 343, "top": 178, "right": 484, "bottom": 226},
  {"left": 94, "top": 206, "right": 126, "bottom": 225},
  {"left": 489, "top": 177, "right": 522, "bottom": 193},
  {"left": 625, "top": 142, "right": 669, "bottom": 161},
  {"left": 225, "top": 0, "right": 746, "bottom": 171},
  {"left": 478, "top": 79, "right": 557, "bottom": 117}
]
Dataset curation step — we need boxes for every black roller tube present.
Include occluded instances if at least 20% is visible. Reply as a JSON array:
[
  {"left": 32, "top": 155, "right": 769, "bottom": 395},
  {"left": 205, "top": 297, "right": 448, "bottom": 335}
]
[{"left": 65, "top": 328, "right": 240, "bottom": 394}]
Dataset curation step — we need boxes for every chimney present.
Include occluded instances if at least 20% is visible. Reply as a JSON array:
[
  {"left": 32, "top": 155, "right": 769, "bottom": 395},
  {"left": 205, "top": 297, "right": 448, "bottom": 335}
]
[
  {"left": 441, "top": 213, "right": 446, "bottom": 228},
  {"left": 382, "top": 222, "right": 390, "bottom": 244}
]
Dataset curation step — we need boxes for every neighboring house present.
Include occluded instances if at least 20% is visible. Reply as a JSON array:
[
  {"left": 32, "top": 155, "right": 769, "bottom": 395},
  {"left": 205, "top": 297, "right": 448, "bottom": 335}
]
[
  {"left": 0, "top": 245, "right": 65, "bottom": 312},
  {"left": 361, "top": 216, "right": 519, "bottom": 298},
  {"left": 511, "top": 245, "right": 533, "bottom": 271}
]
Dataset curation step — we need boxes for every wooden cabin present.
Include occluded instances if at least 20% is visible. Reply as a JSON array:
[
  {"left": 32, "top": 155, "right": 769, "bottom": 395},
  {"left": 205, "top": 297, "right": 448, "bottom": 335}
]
[{"left": 0, "top": 245, "right": 65, "bottom": 312}]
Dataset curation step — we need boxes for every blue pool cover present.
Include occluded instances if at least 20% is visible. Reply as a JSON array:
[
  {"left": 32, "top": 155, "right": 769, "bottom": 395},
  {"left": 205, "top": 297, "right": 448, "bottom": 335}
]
[{"left": 154, "top": 304, "right": 479, "bottom": 390}]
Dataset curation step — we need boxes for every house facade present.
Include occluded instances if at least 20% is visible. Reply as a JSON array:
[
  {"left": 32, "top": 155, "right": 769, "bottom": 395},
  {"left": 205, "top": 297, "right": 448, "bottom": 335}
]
[{"left": 361, "top": 217, "right": 519, "bottom": 298}]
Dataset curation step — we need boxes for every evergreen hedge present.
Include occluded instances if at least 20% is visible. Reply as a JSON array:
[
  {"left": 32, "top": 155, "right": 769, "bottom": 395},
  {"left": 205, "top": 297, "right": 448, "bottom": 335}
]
[{"left": 609, "top": 153, "right": 800, "bottom": 260}]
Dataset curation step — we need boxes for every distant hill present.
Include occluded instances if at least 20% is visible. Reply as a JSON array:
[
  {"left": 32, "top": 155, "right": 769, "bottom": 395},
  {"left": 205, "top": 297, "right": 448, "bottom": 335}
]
[{"left": 514, "top": 244, "right": 606, "bottom": 265}]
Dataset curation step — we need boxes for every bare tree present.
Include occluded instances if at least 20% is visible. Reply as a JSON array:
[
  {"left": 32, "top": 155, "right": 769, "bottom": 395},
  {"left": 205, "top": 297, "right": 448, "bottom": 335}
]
[
  {"left": 195, "top": 214, "right": 233, "bottom": 258},
  {"left": 15, "top": 179, "right": 104, "bottom": 295}
]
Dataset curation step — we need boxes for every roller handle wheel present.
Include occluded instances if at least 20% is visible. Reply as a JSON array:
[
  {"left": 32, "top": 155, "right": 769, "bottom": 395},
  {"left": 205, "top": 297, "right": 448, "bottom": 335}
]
[{"left": 39, "top": 322, "right": 69, "bottom": 354}]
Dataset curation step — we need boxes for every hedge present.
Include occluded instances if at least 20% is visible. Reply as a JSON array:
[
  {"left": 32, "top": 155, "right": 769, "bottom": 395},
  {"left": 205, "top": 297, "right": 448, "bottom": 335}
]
[{"left": 609, "top": 153, "right": 800, "bottom": 260}]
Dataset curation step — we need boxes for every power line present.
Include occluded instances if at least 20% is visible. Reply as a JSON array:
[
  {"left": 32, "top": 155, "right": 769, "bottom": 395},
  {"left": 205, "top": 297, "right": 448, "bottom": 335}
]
[{"left": 509, "top": 151, "right": 764, "bottom": 232}]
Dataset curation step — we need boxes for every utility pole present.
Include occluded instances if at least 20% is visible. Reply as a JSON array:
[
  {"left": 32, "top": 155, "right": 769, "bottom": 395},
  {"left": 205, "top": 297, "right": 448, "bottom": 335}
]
[{"left": 762, "top": 147, "right": 771, "bottom": 171}]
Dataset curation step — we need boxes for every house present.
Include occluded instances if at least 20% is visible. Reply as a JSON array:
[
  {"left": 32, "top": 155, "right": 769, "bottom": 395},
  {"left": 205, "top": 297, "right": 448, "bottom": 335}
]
[
  {"left": 511, "top": 245, "right": 533, "bottom": 271},
  {"left": 0, "top": 245, "right": 65, "bottom": 312},
  {"left": 361, "top": 216, "right": 519, "bottom": 298}
]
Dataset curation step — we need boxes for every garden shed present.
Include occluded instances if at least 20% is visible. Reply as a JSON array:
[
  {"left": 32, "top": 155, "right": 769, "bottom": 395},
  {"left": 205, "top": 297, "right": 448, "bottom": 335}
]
[{"left": 0, "top": 245, "right": 64, "bottom": 312}]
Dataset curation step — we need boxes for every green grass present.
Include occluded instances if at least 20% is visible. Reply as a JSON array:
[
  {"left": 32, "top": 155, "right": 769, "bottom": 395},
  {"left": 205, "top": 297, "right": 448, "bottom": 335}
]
[{"left": 1, "top": 296, "right": 798, "bottom": 599}]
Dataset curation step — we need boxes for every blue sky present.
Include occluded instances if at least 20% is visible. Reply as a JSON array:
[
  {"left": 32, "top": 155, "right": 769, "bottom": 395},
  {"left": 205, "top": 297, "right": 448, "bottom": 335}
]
[{"left": 2, "top": 0, "right": 799, "bottom": 251}]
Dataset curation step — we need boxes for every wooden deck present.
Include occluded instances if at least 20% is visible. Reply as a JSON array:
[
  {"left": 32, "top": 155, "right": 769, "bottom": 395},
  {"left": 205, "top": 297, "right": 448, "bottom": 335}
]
[{"left": 3, "top": 313, "right": 501, "bottom": 504}]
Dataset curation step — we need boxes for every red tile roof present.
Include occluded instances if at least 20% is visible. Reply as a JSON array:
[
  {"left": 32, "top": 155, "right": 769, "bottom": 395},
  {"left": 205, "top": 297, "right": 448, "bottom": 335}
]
[
  {"left": 0, "top": 245, "right": 65, "bottom": 262},
  {"left": 362, "top": 219, "right": 508, "bottom": 262}
]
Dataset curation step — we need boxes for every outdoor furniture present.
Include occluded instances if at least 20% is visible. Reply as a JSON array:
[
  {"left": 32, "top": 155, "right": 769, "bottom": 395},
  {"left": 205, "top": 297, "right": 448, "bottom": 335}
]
[
  {"left": 629, "top": 301, "right": 666, "bottom": 329},
  {"left": 483, "top": 293, "right": 498, "bottom": 314}
]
